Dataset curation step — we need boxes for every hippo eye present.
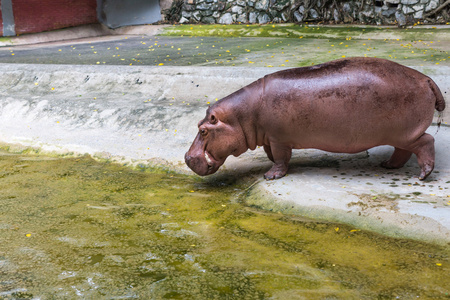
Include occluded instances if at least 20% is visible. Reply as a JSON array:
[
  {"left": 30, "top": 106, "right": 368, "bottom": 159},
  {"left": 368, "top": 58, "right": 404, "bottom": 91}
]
[{"left": 200, "top": 129, "right": 207, "bottom": 136}]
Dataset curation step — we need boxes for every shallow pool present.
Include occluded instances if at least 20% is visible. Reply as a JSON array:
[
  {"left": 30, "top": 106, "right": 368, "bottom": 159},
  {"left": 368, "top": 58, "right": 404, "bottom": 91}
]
[{"left": 0, "top": 151, "right": 448, "bottom": 299}]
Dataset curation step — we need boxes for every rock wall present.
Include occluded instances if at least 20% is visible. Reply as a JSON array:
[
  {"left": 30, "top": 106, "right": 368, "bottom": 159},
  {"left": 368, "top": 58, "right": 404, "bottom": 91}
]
[{"left": 164, "top": 0, "right": 449, "bottom": 26}]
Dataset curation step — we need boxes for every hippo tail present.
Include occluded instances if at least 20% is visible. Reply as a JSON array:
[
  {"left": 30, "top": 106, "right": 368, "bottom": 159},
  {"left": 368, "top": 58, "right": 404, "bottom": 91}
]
[
  {"left": 427, "top": 79, "right": 445, "bottom": 131},
  {"left": 428, "top": 79, "right": 445, "bottom": 112}
]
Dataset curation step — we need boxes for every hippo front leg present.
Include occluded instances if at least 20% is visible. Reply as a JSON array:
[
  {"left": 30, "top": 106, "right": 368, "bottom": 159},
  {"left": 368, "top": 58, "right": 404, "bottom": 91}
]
[
  {"left": 264, "top": 144, "right": 292, "bottom": 180},
  {"left": 263, "top": 145, "right": 274, "bottom": 162}
]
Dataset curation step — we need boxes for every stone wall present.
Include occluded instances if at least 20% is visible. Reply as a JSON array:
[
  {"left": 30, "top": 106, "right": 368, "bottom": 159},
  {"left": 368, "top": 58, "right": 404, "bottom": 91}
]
[{"left": 164, "top": 0, "right": 449, "bottom": 26}]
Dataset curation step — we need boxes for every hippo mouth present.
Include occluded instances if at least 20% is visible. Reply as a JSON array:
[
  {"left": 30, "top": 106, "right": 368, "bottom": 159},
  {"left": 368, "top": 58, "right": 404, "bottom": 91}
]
[
  {"left": 185, "top": 147, "right": 223, "bottom": 176},
  {"left": 203, "top": 149, "right": 221, "bottom": 175},
  {"left": 205, "top": 151, "right": 214, "bottom": 170}
]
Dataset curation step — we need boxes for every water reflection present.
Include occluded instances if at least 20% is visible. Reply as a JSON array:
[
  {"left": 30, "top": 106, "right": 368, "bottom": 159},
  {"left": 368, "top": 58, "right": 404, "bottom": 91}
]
[{"left": 0, "top": 151, "right": 448, "bottom": 299}]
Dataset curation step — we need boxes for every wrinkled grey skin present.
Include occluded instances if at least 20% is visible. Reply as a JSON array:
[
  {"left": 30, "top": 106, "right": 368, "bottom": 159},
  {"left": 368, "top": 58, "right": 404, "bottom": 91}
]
[{"left": 185, "top": 57, "right": 445, "bottom": 180}]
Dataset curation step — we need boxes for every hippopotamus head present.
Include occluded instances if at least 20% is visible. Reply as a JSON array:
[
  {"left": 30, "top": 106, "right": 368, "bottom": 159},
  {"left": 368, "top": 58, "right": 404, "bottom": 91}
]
[{"left": 185, "top": 106, "right": 247, "bottom": 176}]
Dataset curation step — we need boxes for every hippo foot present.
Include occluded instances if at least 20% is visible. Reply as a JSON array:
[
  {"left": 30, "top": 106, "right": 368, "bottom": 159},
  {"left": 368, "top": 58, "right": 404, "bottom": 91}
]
[
  {"left": 381, "top": 148, "right": 413, "bottom": 170},
  {"left": 264, "top": 165, "right": 288, "bottom": 180},
  {"left": 380, "top": 160, "right": 402, "bottom": 169},
  {"left": 418, "top": 164, "right": 434, "bottom": 181}
]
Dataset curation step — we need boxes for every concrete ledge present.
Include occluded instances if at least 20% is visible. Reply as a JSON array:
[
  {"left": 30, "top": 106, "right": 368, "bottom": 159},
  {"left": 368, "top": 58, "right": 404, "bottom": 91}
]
[
  {"left": 0, "top": 63, "right": 449, "bottom": 245},
  {"left": 245, "top": 141, "right": 450, "bottom": 245},
  {"left": 0, "top": 24, "right": 169, "bottom": 47},
  {"left": 0, "top": 63, "right": 281, "bottom": 169}
]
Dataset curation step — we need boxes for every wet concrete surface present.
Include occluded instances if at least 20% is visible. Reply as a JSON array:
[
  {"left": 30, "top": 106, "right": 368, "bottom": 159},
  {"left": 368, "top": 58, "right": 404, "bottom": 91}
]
[{"left": 1, "top": 24, "right": 449, "bottom": 68}]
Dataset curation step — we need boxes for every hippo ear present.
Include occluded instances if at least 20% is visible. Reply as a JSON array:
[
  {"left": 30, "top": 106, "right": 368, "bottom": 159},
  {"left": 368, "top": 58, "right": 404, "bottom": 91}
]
[{"left": 209, "top": 114, "right": 218, "bottom": 124}]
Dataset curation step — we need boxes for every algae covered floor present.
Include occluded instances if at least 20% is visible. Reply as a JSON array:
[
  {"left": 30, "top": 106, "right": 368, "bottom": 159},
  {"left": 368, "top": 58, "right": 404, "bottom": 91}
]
[
  {"left": 0, "top": 151, "right": 448, "bottom": 299},
  {"left": 0, "top": 24, "right": 448, "bottom": 68}
]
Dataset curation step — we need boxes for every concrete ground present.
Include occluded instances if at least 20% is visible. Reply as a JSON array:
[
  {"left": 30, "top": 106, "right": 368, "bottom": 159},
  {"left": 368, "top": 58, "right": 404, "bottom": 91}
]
[{"left": 0, "top": 24, "right": 449, "bottom": 245}]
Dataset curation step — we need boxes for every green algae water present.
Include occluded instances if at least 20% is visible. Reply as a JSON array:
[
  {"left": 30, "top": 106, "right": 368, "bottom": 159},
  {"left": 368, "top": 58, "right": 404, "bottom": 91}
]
[{"left": 0, "top": 151, "right": 448, "bottom": 299}]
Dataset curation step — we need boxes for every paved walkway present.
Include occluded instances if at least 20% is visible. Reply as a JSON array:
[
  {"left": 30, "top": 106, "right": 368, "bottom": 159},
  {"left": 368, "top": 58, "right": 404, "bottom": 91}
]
[{"left": 1, "top": 24, "right": 449, "bottom": 68}]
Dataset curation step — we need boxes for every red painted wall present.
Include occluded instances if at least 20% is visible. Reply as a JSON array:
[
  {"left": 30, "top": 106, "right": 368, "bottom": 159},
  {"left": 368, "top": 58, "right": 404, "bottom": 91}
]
[{"left": 12, "top": 0, "right": 98, "bottom": 35}]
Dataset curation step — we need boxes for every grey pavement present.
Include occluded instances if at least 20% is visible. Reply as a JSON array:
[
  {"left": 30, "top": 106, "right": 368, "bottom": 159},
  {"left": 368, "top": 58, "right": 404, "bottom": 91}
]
[
  {"left": 1, "top": 24, "right": 450, "bottom": 68},
  {"left": 0, "top": 25, "right": 449, "bottom": 245}
]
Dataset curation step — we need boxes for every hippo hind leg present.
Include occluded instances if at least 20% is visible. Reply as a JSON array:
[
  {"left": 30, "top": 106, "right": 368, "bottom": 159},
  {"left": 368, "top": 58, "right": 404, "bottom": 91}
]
[
  {"left": 381, "top": 148, "right": 413, "bottom": 169},
  {"left": 382, "top": 133, "right": 435, "bottom": 180},
  {"left": 411, "top": 133, "right": 435, "bottom": 180}
]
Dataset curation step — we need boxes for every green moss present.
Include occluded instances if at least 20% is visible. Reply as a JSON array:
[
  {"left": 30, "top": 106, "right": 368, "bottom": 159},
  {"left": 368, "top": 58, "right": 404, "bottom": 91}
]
[
  {"left": 2, "top": 26, "right": 448, "bottom": 67},
  {"left": 0, "top": 36, "right": 12, "bottom": 45},
  {"left": 0, "top": 151, "right": 448, "bottom": 298},
  {"left": 151, "top": 29, "right": 449, "bottom": 68},
  {"left": 161, "top": 24, "right": 450, "bottom": 41}
]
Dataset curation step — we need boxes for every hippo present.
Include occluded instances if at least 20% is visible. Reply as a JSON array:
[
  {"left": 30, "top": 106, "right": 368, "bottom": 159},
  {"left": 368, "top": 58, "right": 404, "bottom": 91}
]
[{"left": 185, "top": 57, "right": 445, "bottom": 180}]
